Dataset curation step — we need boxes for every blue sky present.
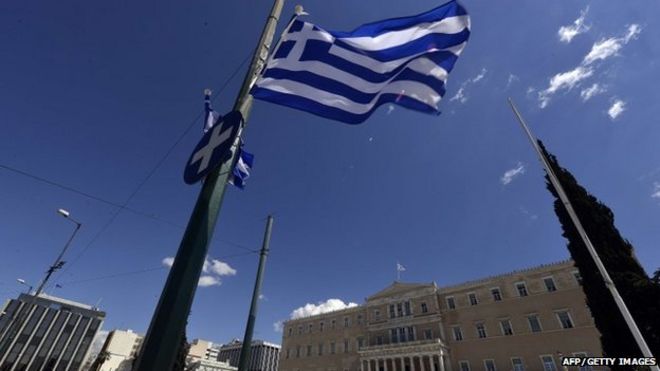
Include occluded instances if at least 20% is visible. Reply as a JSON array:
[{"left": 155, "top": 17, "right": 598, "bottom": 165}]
[{"left": 1, "top": 0, "right": 659, "bottom": 347}]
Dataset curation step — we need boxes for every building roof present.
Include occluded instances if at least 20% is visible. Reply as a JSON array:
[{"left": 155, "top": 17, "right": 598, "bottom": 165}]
[{"left": 366, "top": 281, "right": 437, "bottom": 301}]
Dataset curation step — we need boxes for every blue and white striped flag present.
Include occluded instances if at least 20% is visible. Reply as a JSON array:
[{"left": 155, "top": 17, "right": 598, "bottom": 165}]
[
  {"left": 229, "top": 146, "right": 254, "bottom": 189},
  {"left": 204, "top": 89, "right": 222, "bottom": 133},
  {"left": 251, "top": 0, "right": 470, "bottom": 124}
]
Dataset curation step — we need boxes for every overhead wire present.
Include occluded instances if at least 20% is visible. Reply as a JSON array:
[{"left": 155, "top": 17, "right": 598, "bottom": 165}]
[{"left": 48, "top": 52, "right": 253, "bottom": 287}]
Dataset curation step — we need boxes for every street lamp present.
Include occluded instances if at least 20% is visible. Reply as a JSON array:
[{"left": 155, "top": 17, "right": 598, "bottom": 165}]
[
  {"left": 34, "top": 208, "right": 82, "bottom": 296},
  {"left": 16, "top": 278, "right": 32, "bottom": 294}
]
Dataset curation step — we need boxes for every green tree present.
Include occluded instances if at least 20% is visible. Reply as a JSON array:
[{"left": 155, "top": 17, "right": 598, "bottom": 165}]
[{"left": 539, "top": 140, "right": 660, "bottom": 361}]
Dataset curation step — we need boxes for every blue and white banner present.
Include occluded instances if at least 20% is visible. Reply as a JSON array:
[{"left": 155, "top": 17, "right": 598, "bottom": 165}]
[
  {"left": 230, "top": 146, "right": 254, "bottom": 189},
  {"left": 251, "top": 0, "right": 470, "bottom": 124},
  {"left": 204, "top": 90, "right": 222, "bottom": 133}
]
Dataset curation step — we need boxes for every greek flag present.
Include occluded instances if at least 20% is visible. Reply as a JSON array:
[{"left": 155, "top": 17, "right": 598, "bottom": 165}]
[
  {"left": 204, "top": 89, "right": 222, "bottom": 133},
  {"left": 251, "top": 0, "right": 470, "bottom": 124},
  {"left": 229, "top": 146, "right": 254, "bottom": 189}
]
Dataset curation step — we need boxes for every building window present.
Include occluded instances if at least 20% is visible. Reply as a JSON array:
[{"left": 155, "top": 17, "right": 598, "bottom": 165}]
[
  {"left": 511, "top": 358, "right": 525, "bottom": 371},
  {"left": 376, "top": 335, "right": 383, "bottom": 345},
  {"left": 468, "top": 293, "right": 478, "bottom": 306},
  {"left": 298, "top": 326, "right": 303, "bottom": 335},
  {"left": 424, "top": 329, "right": 433, "bottom": 339},
  {"left": 500, "top": 319, "right": 513, "bottom": 336},
  {"left": 398, "top": 327, "right": 406, "bottom": 343},
  {"left": 343, "top": 339, "right": 349, "bottom": 353},
  {"left": 344, "top": 317, "right": 350, "bottom": 328},
  {"left": 330, "top": 342, "right": 335, "bottom": 354},
  {"left": 484, "top": 359, "right": 496, "bottom": 371},
  {"left": 452, "top": 326, "right": 463, "bottom": 341},
  {"left": 357, "top": 337, "right": 364, "bottom": 349},
  {"left": 527, "top": 315, "right": 542, "bottom": 332},
  {"left": 543, "top": 277, "right": 557, "bottom": 292},
  {"left": 320, "top": 322, "right": 324, "bottom": 332},
  {"left": 421, "top": 302, "right": 428, "bottom": 313},
  {"left": 572, "top": 270, "right": 583, "bottom": 285},
  {"left": 476, "top": 323, "right": 487, "bottom": 338},
  {"left": 288, "top": 327, "right": 293, "bottom": 337},
  {"left": 331, "top": 319, "right": 336, "bottom": 329},
  {"left": 318, "top": 343, "right": 323, "bottom": 356},
  {"left": 308, "top": 324, "right": 313, "bottom": 333},
  {"left": 459, "top": 361, "right": 470, "bottom": 371},
  {"left": 296, "top": 346, "right": 300, "bottom": 358},
  {"left": 541, "top": 355, "right": 557, "bottom": 371},
  {"left": 390, "top": 329, "right": 398, "bottom": 343},
  {"left": 556, "top": 311, "right": 574, "bottom": 329},
  {"left": 397, "top": 303, "right": 403, "bottom": 317},
  {"left": 286, "top": 348, "right": 290, "bottom": 359},
  {"left": 389, "top": 304, "right": 395, "bottom": 318},
  {"left": 491, "top": 288, "right": 502, "bottom": 301},
  {"left": 357, "top": 315, "right": 363, "bottom": 325},
  {"left": 446, "top": 296, "right": 456, "bottom": 310},
  {"left": 515, "top": 282, "right": 528, "bottom": 297},
  {"left": 374, "top": 310, "right": 380, "bottom": 320},
  {"left": 404, "top": 301, "right": 412, "bottom": 315},
  {"left": 306, "top": 345, "right": 312, "bottom": 357},
  {"left": 407, "top": 326, "right": 415, "bottom": 341}
]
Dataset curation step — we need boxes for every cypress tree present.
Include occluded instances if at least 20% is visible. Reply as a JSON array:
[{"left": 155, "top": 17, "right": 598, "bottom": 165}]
[{"left": 539, "top": 140, "right": 660, "bottom": 361}]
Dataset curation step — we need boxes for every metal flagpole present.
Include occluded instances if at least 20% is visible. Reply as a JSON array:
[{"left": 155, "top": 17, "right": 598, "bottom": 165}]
[
  {"left": 237, "top": 215, "right": 274, "bottom": 371},
  {"left": 133, "top": 2, "right": 285, "bottom": 370},
  {"left": 508, "top": 98, "right": 658, "bottom": 367}
]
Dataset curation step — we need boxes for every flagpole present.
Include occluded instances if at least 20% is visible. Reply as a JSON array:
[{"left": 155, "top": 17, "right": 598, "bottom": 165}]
[
  {"left": 237, "top": 215, "right": 273, "bottom": 371},
  {"left": 133, "top": 2, "right": 285, "bottom": 370},
  {"left": 507, "top": 98, "right": 657, "bottom": 366}
]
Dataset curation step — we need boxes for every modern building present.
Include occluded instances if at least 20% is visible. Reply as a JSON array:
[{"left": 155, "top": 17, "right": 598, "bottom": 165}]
[
  {"left": 0, "top": 293, "right": 105, "bottom": 371},
  {"left": 278, "top": 260, "right": 603, "bottom": 371},
  {"left": 94, "top": 329, "right": 142, "bottom": 371},
  {"left": 187, "top": 358, "right": 237, "bottom": 371},
  {"left": 218, "top": 339, "right": 280, "bottom": 371},
  {"left": 188, "top": 339, "right": 222, "bottom": 364}
]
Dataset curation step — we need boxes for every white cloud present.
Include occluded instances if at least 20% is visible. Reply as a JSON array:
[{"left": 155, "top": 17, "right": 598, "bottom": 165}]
[
  {"left": 506, "top": 74, "right": 519, "bottom": 89},
  {"left": 607, "top": 99, "right": 626, "bottom": 120},
  {"left": 450, "top": 68, "right": 487, "bottom": 104},
  {"left": 539, "top": 24, "right": 641, "bottom": 108},
  {"left": 290, "top": 299, "right": 358, "bottom": 319},
  {"left": 471, "top": 68, "right": 487, "bottom": 83},
  {"left": 273, "top": 321, "right": 284, "bottom": 332},
  {"left": 209, "top": 260, "right": 237, "bottom": 276},
  {"left": 539, "top": 66, "right": 593, "bottom": 108},
  {"left": 198, "top": 275, "right": 221, "bottom": 287},
  {"left": 501, "top": 162, "right": 526, "bottom": 185},
  {"left": 558, "top": 7, "right": 590, "bottom": 43},
  {"left": 449, "top": 86, "right": 467, "bottom": 103},
  {"left": 162, "top": 257, "right": 174, "bottom": 268},
  {"left": 259, "top": 294, "right": 266, "bottom": 300},
  {"left": 652, "top": 183, "right": 660, "bottom": 200},
  {"left": 386, "top": 105, "right": 395, "bottom": 115},
  {"left": 580, "top": 83, "right": 605, "bottom": 101}
]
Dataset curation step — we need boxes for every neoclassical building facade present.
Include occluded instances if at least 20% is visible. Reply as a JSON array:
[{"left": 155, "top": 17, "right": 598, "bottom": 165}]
[{"left": 278, "top": 260, "right": 603, "bottom": 371}]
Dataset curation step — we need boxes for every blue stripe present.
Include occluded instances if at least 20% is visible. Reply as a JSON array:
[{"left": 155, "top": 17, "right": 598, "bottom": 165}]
[
  {"left": 262, "top": 66, "right": 446, "bottom": 104},
  {"left": 251, "top": 86, "right": 439, "bottom": 124},
  {"left": 301, "top": 41, "right": 459, "bottom": 83},
  {"left": 332, "top": 28, "right": 470, "bottom": 62},
  {"left": 328, "top": 0, "right": 466, "bottom": 38}
]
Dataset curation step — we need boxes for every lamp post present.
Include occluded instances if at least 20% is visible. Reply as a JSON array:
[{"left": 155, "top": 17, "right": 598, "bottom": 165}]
[
  {"left": 16, "top": 279, "right": 32, "bottom": 294},
  {"left": 34, "top": 208, "right": 81, "bottom": 296}
]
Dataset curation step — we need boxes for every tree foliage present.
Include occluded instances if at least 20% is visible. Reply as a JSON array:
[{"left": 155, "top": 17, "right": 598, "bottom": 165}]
[{"left": 539, "top": 141, "right": 660, "bottom": 362}]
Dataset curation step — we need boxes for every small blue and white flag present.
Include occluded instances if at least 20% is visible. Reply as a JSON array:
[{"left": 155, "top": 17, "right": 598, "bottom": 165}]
[
  {"left": 251, "top": 0, "right": 470, "bottom": 124},
  {"left": 229, "top": 146, "right": 254, "bottom": 189},
  {"left": 204, "top": 89, "right": 223, "bottom": 133}
]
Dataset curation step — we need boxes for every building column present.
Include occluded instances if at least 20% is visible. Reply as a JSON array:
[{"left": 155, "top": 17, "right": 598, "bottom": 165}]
[
  {"left": 439, "top": 353, "right": 446, "bottom": 371},
  {"left": 420, "top": 355, "right": 426, "bottom": 371},
  {"left": 366, "top": 358, "right": 371, "bottom": 371},
  {"left": 410, "top": 356, "right": 416, "bottom": 371},
  {"left": 385, "top": 358, "right": 390, "bottom": 371}
]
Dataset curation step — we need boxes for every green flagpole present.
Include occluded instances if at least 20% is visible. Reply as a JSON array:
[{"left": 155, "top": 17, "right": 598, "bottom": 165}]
[
  {"left": 133, "top": 1, "right": 284, "bottom": 370},
  {"left": 236, "top": 215, "right": 273, "bottom": 371}
]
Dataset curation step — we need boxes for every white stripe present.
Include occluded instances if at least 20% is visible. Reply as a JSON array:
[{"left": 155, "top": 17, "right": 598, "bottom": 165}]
[
  {"left": 256, "top": 78, "right": 441, "bottom": 114},
  {"left": 338, "top": 15, "right": 470, "bottom": 51},
  {"left": 268, "top": 55, "right": 448, "bottom": 95}
]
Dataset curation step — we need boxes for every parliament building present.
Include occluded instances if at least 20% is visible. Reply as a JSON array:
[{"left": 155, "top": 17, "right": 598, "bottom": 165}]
[{"left": 278, "top": 260, "right": 603, "bottom": 371}]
